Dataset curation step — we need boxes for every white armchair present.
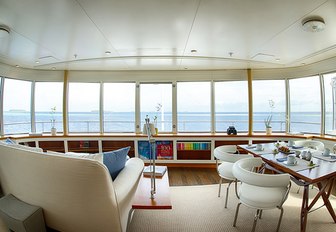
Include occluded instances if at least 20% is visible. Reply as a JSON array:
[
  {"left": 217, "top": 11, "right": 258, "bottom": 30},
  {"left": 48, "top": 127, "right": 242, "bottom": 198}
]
[
  {"left": 232, "top": 157, "right": 291, "bottom": 232},
  {"left": 213, "top": 145, "right": 253, "bottom": 208}
]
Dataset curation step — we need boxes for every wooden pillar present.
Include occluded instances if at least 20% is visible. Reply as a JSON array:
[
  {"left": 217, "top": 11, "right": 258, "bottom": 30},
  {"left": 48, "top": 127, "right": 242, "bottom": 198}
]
[
  {"left": 248, "top": 69, "right": 253, "bottom": 136},
  {"left": 63, "top": 70, "right": 69, "bottom": 135}
]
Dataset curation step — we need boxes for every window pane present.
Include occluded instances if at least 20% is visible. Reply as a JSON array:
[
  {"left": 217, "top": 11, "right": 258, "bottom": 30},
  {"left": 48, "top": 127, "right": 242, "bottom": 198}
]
[
  {"left": 324, "top": 73, "right": 336, "bottom": 135},
  {"left": 35, "top": 82, "right": 63, "bottom": 133},
  {"left": 289, "top": 76, "right": 321, "bottom": 133},
  {"left": 253, "top": 80, "right": 286, "bottom": 132},
  {"left": 140, "top": 83, "right": 172, "bottom": 132},
  {"left": 177, "top": 82, "right": 211, "bottom": 132},
  {"left": 215, "top": 81, "right": 248, "bottom": 132},
  {"left": 3, "top": 79, "right": 31, "bottom": 134},
  {"left": 68, "top": 83, "right": 100, "bottom": 133},
  {"left": 104, "top": 83, "right": 135, "bottom": 132}
]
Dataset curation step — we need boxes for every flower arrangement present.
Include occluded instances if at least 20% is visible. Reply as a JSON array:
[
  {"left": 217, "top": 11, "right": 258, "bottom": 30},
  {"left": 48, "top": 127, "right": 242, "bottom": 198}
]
[{"left": 153, "top": 103, "right": 162, "bottom": 128}]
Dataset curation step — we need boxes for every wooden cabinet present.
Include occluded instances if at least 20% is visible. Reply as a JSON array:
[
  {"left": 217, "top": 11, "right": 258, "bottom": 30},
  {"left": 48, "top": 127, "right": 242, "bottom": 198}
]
[
  {"left": 38, "top": 141, "right": 65, "bottom": 152},
  {"left": 215, "top": 140, "right": 249, "bottom": 154},
  {"left": 67, "top": 140, "right": 99, "bottom": 153},
  {"left": 102, "top": 140, "right": 135, "bottom": 157}
]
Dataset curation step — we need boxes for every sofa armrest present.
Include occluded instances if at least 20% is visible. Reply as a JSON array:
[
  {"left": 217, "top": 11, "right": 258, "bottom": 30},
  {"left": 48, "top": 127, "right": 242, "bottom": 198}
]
[{"left": 113, "top": 157, "right": 144, "bottom": 202}]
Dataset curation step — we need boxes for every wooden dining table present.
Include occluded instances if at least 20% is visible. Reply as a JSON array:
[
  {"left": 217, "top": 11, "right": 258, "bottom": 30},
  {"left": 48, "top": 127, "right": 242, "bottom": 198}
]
[{"left": 238, "top": 142, "right": 336, "bottom": 232}]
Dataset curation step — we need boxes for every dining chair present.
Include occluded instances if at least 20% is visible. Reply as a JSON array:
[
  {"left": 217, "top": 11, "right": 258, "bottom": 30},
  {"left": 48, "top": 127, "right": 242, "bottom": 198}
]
[
  {"left": 293, "top": 140, "right": 324, "bottom": 193},
  {"left": 294, "top": 140, "right": 324, "bottom": 151},
  {"left": 213, "top": 145, "right": 253, "bottom": 208},
  {"left": 232, "top": 157, "right": 291, "bottom": 232}
]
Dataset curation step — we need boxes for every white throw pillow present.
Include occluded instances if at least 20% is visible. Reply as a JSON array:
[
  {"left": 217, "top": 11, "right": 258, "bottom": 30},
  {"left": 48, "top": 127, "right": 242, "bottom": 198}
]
[{"left": 65, "top": 152, "right": 103, "bottom": 163}]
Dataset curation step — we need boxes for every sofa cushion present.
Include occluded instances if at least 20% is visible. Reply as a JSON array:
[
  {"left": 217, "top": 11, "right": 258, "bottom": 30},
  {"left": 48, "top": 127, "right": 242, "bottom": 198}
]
[{"left": 103, "top": 147, "right": 130, "bottom": 180}]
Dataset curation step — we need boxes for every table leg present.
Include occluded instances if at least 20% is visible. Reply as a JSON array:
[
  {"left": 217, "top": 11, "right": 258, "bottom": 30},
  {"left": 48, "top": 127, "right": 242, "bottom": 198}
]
[
  {"left": 317, "top": 179, "right": 336, "bottom": 223},
  {"left": 300, "top": 185, "right": 309, "bottom": 232}
]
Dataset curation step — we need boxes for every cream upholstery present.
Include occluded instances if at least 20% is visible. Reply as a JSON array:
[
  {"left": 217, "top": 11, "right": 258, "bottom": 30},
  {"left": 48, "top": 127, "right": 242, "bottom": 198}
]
[
  {"left": 213, "top": 145, "right": 253, "bottom": 208},
  {"left": 0, "top": 143, "right": 144, "bottom": 232},
  {"left": 232, "top": 157, "right": 291, "bottom": 232}
]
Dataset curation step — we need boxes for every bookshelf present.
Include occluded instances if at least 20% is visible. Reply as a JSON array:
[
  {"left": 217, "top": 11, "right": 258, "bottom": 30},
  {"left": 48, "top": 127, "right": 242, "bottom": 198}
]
[
  {"left": 138, "top": 140, "right": 174, "bottom": 160},
  {"left": 177, "top": 141, "right": 211, "bottom": 160}
]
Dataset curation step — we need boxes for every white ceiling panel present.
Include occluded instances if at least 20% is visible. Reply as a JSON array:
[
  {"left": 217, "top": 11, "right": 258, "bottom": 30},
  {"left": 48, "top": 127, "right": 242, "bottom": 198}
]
[{"left": 0, "top": 0, "right": 336, "bottom": 71}]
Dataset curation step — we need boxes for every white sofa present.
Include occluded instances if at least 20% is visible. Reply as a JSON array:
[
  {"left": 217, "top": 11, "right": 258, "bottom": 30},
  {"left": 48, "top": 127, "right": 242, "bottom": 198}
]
[{"left": 0, "top": 142, "right": 144, "bottom": 232}]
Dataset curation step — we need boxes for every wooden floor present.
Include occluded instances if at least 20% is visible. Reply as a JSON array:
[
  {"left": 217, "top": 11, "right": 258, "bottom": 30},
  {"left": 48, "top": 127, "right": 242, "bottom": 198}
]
[{"left": 167, "top": 167, "right": 220, "bottom": 186}]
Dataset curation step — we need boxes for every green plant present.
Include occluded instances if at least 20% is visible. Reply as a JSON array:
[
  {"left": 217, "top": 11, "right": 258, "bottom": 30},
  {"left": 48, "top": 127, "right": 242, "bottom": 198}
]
[
  {"left": 264, "top": 115, "right": 272, "bottom": 128},
  {"left": 264, "top": 99, "right": 275, "bottom": 128},
  {"left": 50, "top": 106, "right": 56, "bottom": 129}
]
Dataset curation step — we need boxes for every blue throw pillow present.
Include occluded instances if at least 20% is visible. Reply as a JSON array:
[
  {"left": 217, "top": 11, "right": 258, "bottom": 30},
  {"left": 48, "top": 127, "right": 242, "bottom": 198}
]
[
  {"left": 5, "top": 138, "right": 16, "bottom": 144},
  {"left": 103, "top": 146, "right": 131, "bottom": 180}
]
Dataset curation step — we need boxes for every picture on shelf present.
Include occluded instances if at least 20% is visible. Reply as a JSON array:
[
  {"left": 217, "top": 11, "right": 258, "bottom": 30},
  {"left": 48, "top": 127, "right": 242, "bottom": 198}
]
[{"left": 156, "top": 141, "right": 173, "bottom": 160}]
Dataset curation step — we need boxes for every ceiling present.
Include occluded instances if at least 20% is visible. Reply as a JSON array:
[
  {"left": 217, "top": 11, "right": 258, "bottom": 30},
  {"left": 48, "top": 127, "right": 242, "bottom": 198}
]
[{"left": 0, "top": 0, "right": 336, "bottom": 71}]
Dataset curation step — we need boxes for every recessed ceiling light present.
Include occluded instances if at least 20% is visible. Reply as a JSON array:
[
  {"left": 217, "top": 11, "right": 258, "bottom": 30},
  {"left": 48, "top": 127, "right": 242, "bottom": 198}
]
[
  {"left": 191, "top": 49, "right": 197, "bottom": 53},
  {"left": 184, "top": 67, "right": 188, "bottom": 69},
  {"left": 302, "top": 16, "right": 325, "bottom": 32},
  {"left": 35, "top": 61, "right": 40, "bottom": 64},
  {"left": 0, "top": 25, "right": 10, "bottom": 38},
  {"left": 15, "top": 65, "right": 19, "bottom": 68},
  {"left": 275, "top": 58, "right": 280, "bottom": 62},
  {"left": 105, "top": 51, "right": 111, "bottom": 55},
  {"left": 52, "top": 67, "right": 56, "bottom": 70}
]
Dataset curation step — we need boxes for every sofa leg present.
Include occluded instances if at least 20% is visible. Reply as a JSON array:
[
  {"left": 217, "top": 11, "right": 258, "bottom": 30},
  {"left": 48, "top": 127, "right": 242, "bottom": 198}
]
[{"left": 126, "top": 208, "right": 135, "bottom": 231}]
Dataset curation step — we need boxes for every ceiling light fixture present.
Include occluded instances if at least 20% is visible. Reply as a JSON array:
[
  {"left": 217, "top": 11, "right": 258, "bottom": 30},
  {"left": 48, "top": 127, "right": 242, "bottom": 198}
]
[
  {"left": 191, "top": 49, "right": 197, "bottom": 53},
  {"left": 105, "top": 51, "right": 111, "bottom": 55},
  {"left": 302, "top": 16, "right": 325, "bottom": 32},
  {"left": 0, "top": 25, "right": 10, "bottom": 38}
]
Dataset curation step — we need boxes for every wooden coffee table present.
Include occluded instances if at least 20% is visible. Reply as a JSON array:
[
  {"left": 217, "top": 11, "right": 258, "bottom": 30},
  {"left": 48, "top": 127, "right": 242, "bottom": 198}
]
[{"left": 127, "top": 168, "right": 172, "bottom": 229}]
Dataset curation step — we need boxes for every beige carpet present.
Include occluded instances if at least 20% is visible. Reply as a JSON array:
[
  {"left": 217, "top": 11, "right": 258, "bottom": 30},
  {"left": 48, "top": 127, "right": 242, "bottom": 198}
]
[{"left": 128, "top": 183, "right": 336, "bottom": 232}]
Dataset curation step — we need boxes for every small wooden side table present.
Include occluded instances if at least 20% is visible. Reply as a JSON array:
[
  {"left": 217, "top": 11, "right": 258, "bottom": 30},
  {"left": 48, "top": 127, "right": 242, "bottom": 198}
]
[{"left": 127, "top": 169, "right": 172, "bottom": 230}]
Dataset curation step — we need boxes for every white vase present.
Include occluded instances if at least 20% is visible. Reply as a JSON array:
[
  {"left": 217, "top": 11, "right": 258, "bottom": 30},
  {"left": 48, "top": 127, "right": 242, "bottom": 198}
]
[
  {"left": 266, "top": 127, "right": 272, "bottom": 135},
  {"left": 51, "top": 127, "right": 57, "bottom": 136}
]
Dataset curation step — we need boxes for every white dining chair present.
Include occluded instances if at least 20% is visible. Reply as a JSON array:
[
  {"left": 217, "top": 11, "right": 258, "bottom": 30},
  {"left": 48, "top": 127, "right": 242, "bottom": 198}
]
[
  {"left": 293, "top": 139, "right": 324, "bottom": 193},
  {"left": 213, "top": 145, "right": 253, "bottom": 208},
  {"left": 294, "top": 140, "right": 324, "bottom": 151},
  {"left": 232, "top": 157, "right": 291, "bottom": 232}
]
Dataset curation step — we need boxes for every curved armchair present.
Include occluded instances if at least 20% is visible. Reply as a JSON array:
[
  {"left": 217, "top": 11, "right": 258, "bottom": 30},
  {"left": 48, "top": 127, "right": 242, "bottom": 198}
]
[
  {"left": 232, "top": 157, "right": 291, "bottom": 232},
  {"left": 294, "top": 140, "right": 324, "bottom": 151},
  {"left": 213, "top": 145, "right": 253, "bottom": 208}
]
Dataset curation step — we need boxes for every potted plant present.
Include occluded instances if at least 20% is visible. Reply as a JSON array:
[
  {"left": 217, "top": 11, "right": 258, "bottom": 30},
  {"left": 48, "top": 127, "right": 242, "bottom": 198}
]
[
  {"left": 50, "top": 106, "right": 57, "bottom": 136},
  {"left": 264, "top": 115, "right": 272, "bottom": 135},
  {"left": 264, "top": 99, "right": 274, "bottom": 135}
]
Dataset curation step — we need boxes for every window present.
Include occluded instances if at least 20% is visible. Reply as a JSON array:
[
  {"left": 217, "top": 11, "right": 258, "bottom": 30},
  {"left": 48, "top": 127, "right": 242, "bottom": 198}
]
[
  {"left": 323, "top": 73, "right": 336, "bottom": 135},
  {"left": 177, "top": 82, "right": 211, "bottom": 132},
  {"left": 140, "top": 83, "right": 172, "bottom": 132},
  {"left": 3, "top": 78, "right": 31, "bottom": 134},
  {"left": 215, "top": 81, "right": 248, "bottom": 132},
  {"left": 68, "top": 83, "right": 100, "bottom": 133},
  {"left": 35, "top": 82, "right": 63, "bottom": 133},
  {"left": 289, "top": 76, "right": 321, "bottom": 133},
  {"left": 104, "top": 83, "right": 135, "bottom": 132},
  {"left": 253, "top": 80, "right": 286, "bottom": 132}
]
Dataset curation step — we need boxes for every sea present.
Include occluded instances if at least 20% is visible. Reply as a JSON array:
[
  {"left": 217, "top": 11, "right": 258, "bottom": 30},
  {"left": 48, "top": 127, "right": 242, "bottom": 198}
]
[{"left": 2, "top": 111, "right": 332, "bottom": 135}]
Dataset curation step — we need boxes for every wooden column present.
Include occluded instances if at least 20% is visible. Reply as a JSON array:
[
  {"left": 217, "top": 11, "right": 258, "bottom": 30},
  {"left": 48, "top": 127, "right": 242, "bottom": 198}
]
[
  {"left": 63, "top": 70, "right": 69, "bottom": 135},
  {"left": 247, "top": 69, "right": 253, "bottom": 136}
]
